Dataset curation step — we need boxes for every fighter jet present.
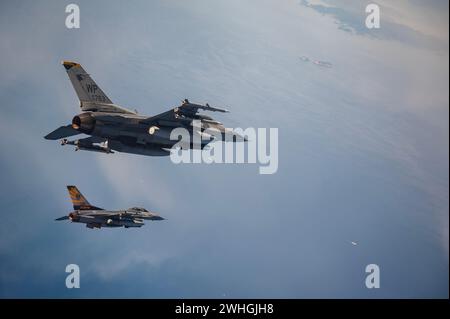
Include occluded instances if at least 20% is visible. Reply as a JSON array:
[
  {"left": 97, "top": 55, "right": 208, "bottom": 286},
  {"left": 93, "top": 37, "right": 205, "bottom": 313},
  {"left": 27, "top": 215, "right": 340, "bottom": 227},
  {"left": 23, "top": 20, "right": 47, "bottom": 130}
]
[
  {"left": 55, "top": 186, "right": 164, "bottom": 229},
  {"left": 45, "top": 61, "right": 244, "bottom": 156}
]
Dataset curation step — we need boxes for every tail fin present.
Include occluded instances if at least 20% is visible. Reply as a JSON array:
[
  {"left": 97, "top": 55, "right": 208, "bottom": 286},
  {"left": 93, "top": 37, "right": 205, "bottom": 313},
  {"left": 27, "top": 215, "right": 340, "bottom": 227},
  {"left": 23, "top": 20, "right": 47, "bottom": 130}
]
[
  {"left": 62, "top": 61, "right": 113, "bottom": 104},
  {"left": 67, "top": 185, "right": 102, "bottom": 210}
]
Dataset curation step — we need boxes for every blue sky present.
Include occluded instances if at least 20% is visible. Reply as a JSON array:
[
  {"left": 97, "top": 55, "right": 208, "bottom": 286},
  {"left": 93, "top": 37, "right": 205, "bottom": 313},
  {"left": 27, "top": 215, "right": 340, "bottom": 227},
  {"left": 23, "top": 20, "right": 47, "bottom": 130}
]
[{"left": 0, "top": 0, "right": 448, "bottom": 298}]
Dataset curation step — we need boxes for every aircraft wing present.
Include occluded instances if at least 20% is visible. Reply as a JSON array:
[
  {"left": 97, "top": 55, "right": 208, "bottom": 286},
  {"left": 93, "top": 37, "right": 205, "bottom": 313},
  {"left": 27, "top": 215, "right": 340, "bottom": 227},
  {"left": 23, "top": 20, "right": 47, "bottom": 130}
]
[
  {"left": 44, "top": 125, "right": 81, "bottom": 140},
  {"left": 141, "top": 99, "right": 229, "bottom": 125},
  {"left": 80, "top": 211, "right": 121, "bottom": 218},
  {"left": 142, "top": 108, "right": 178, "bottom": 124},
  {"left": 87, "top": 210, "right": 165, "bottom": 220}
]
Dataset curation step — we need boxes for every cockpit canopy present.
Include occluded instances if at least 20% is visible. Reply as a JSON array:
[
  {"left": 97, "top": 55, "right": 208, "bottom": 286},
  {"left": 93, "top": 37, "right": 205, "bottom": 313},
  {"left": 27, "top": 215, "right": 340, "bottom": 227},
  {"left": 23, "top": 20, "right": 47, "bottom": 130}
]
[{"left": 129, "top": 207, "right": 148, "bottom": 212}]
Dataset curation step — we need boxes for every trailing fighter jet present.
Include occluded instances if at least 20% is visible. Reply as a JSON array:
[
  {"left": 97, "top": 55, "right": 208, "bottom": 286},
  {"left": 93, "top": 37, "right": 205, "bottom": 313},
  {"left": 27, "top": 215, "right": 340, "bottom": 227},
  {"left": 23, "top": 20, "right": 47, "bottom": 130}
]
[
  {"left": 55, "top": 186, "right": 164, "bottom": 229},
  {"left": 45, "top": 61, "right": 244, "bottom": 156}
]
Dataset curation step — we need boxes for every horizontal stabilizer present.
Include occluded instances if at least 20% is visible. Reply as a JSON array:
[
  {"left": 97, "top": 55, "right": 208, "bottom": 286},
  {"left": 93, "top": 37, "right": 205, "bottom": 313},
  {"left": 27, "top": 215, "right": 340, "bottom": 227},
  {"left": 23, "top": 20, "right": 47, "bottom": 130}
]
[{"left": 45, "top": 125, "right": 80, "bottom": 140}]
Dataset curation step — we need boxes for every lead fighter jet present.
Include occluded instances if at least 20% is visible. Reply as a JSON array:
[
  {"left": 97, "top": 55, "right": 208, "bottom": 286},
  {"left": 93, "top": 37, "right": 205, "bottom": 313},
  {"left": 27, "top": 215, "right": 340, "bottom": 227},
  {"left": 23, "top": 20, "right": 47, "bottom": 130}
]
[
  {"left": 45, "top": 61, "right": 243, "bottom": 156},
  {"left": 55, "top": 186, "right": 164, "bottom": 229}
]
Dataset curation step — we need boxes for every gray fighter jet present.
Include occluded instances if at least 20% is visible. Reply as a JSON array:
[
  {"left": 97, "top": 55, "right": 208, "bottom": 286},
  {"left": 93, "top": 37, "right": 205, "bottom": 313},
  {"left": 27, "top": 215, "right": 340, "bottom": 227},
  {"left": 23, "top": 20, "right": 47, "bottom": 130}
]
[
  {"left": 45, "top": 61, "right": 243, "bottom": 156},
  {"left": 55, "top": 186, "right": 164, "bottom": 229}
]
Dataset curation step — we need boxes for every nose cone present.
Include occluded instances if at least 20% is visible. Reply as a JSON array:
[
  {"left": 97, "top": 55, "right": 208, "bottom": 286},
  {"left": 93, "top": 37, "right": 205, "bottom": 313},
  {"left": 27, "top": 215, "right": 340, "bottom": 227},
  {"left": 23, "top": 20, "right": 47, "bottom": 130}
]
[{"left": 151, "top": 215, "right": 165, "bottom": 221}]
